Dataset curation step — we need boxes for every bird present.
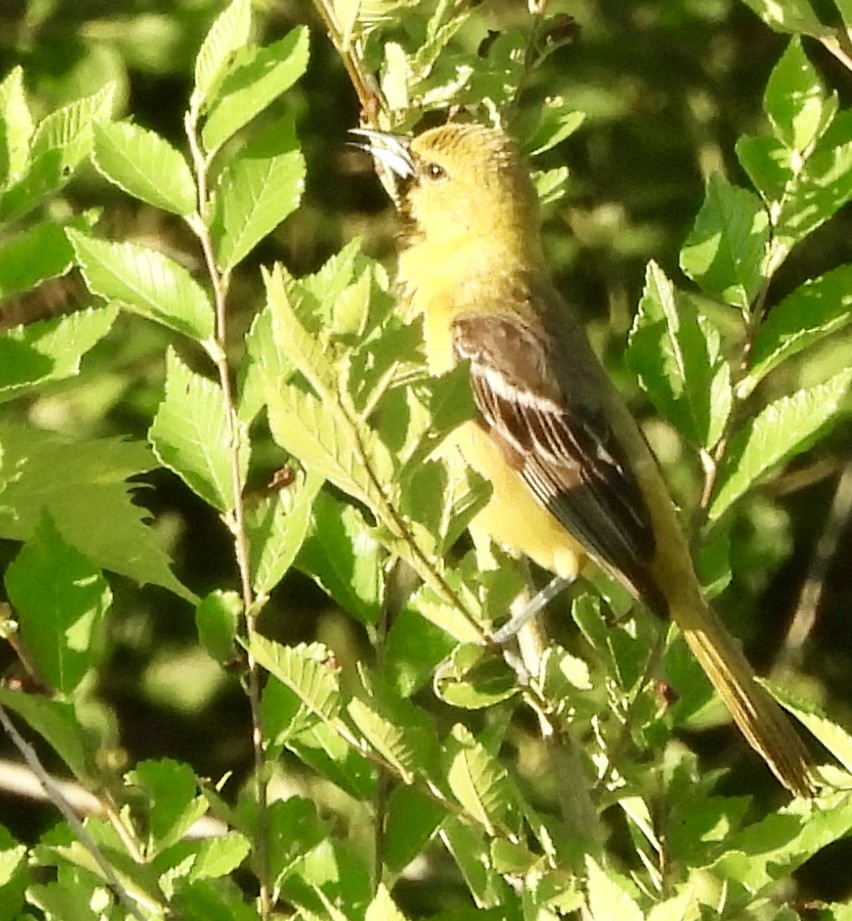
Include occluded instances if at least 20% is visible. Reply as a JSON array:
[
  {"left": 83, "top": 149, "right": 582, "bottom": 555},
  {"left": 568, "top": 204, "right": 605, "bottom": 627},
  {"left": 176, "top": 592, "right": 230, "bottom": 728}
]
[{"left": 355, "top": 120, "right": 818, "bottom": 797}]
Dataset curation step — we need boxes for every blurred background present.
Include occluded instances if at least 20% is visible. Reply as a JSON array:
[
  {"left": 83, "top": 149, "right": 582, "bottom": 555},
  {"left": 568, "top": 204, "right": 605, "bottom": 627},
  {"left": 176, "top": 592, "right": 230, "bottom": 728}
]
[{"left": 0, "top": 0, "right": 851, "bottom": 901}]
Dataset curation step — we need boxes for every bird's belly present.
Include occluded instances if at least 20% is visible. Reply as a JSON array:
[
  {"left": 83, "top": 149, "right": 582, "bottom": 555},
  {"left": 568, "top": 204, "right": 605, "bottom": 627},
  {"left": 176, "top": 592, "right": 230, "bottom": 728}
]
[{"left": 445, "top": 420, "right": 585, "bottom": 580}]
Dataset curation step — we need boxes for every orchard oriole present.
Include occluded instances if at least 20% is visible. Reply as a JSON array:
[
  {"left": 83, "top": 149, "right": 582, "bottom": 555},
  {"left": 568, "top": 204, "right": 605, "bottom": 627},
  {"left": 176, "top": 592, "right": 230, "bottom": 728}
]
[{"left": 358, "top": 121, "right": 817, "bottom": 797}]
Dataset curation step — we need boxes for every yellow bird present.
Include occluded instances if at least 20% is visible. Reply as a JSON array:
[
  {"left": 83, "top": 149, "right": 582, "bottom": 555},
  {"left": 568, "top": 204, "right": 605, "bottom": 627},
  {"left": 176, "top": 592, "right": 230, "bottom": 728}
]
[{"left": 357, "top": 120, "right": 817, "bottom": 797}]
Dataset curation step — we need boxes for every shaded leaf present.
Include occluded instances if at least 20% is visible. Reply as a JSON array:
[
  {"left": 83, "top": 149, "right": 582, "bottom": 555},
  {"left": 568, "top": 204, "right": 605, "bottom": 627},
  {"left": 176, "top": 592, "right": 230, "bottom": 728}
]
[
  {"left": 0, "top": 425, "right": 194, "bottom": 601},
  {"left": 5, "top": 514, "right": 110, "bottom": 696},
  {"left": 680, "top": 174, "right": 769, "bottom": 310}
]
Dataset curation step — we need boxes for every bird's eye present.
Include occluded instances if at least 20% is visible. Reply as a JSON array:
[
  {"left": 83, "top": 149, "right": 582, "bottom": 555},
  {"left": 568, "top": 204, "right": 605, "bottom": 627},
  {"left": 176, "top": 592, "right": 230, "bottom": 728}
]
[{"left": 422, "top": 161, "right": 447, "bottom": 182}]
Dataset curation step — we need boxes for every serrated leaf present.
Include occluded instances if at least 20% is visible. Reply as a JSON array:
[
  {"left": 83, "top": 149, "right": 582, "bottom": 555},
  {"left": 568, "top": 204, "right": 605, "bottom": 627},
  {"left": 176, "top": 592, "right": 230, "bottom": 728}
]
[
  {"left": 679, "top": 174, "right": 769, "bottom": 310},
  {"left": 0, "top": 689, "right": 91, "bottom": 781},
  {"left": 627, "top": 261, "right": 732, "bottom": 448},
  {"left": 0, "top": 304, "right": 118, "bottom": 403},
  {"left": 0, "top": 66, "right": 33, "bottom": 184},
  {"left": 433, "top": 643, "right": 517, "bottom": 709},
  {"left": 738, "top": 0, "right": 832, "bottom": 36},
  {"left": 0, "top": 84, "right": 116, "bottom": 222},
  {"left": 443, "top": 723, "right": 517, "bottom": 834},
  {"left": 5, "top": 514, "right": 111, "bottom": 696},
  {"left": 201, "top": 26, "right": 310, "bottom": 154},
  {"left": 210, "top": 122, "right": 305, "bottom": 272},
  {"left": 193, "top": 0, "right": 252, "bottom": 108},
  {"left": 0, "top": 425, "right": 194, "bottom": 601},
  {"left": 264, "top": 378, "right": 375, "bottom": 506},
  {"left": 149, "top": 347, "right": 248, "bottom": 512},
  {"left": 188, "top": 832, "right": 251, "bottom": 881},
  {"left": 736, "top": 134, "right": 792, "bottom": 206},
  {"left": 521, "top": 99, "right": 585, "bottom": 157},
  {"left": 247, "top": 469, "right": 322, "bottom": 596},
  {"left": 297, "top": 490, "right": 382, "bottom": 625},
  {"left": 128, "top": 759, "right": 208, "bottom": 854},
  {"left": 383, "top": 785, "right": 445, "bottom": 874},
  {"left": 0, "top": 220, "right": 78, "bottom": 301},
  {"left": 93, "top": 121, "right": 196, "bottom": 216},
  {"left": 68, "top": 230, "right": 215, "bottom": 342},
  {"left": 365, "top": 884, "right": 408, "bottom": 921},
  {"left": 776, "top": 110, "right": 852, "bottom": 246},
  {"left": 767, "top": 683, "right": 852, "bottom": 774},
  {"left": 764, "top": 38, "right": 835, "bottom": 152},
  {"left": 585, "top": 856, "right": 643, "bottom": 921},
  {"left": 346, "top": 697, "right": 424, "bottom": 784},
  {"left": 440, "top": 816, "right": 507, "bottom": 908},
  {"left": 710, "top": 368, "right": 852, "bottom": 520},
  {"left": 746, "top": 264, "right": 852, "bottom": 388},
  {"left": 248, "top": 635, "right": 341, "bottom": 723}
]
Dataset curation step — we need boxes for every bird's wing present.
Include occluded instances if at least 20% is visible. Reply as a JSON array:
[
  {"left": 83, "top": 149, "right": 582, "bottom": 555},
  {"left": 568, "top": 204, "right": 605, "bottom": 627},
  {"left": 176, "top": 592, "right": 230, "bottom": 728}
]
[{"left": 452, "top": 310, "right": 660, "bottom": 606}]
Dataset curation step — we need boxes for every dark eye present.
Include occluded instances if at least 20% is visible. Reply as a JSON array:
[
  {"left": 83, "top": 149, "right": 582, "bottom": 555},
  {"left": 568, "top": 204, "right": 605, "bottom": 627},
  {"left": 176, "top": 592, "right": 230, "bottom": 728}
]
[{"left": 423, "top": 161, "right": 447, "bottom": 182}]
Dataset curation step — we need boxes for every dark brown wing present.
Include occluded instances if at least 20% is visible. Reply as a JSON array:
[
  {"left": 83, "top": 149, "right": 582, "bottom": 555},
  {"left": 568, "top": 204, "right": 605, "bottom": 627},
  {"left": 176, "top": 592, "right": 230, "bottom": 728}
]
[{"left": 452, "top": 310, "right": 664, "bottom": 610}]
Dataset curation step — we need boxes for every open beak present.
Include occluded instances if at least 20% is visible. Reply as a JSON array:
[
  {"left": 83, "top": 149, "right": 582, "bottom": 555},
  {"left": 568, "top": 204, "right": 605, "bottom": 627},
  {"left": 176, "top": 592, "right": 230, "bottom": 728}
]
[{"left": 350, "top": 128, "right": 415, "bottom": 180}]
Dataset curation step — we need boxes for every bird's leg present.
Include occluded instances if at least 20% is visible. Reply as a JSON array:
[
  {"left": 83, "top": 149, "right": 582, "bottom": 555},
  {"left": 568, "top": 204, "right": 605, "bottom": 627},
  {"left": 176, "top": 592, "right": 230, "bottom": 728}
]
[{"left": 491, "top": 574, "right": 574, "bottom": 643}]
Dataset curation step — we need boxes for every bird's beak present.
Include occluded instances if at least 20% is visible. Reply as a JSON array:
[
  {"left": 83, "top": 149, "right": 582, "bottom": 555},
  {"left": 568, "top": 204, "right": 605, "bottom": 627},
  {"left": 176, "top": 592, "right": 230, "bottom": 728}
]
[{"left": 350, "top": 128, "right": 415, "bottom": 180}]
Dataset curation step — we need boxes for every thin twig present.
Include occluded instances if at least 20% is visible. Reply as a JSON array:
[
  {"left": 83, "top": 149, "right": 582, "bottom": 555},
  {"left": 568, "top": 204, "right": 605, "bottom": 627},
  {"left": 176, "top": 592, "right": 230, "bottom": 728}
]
[
  {"left": 779, "top": 460, "right": 852, "bottom": 670},
  {"left": 0, "top": 705, "right": 152, "bottom": 921},
  {"left": 184, "top": 104, "right": 271, "bottom": 919}
]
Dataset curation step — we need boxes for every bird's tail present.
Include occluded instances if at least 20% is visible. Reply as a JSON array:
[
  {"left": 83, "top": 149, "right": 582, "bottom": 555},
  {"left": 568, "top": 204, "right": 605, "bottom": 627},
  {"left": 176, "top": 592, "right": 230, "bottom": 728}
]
[{"left": 676, "top": 599, "right": 818, "bottom": 798}]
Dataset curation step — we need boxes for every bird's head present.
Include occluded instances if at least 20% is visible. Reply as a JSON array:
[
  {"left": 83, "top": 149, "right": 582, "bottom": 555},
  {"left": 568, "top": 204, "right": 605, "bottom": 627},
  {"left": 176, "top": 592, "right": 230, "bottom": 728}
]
[{"left": 355, "top": 122, "right": 541, "bottom": 254}]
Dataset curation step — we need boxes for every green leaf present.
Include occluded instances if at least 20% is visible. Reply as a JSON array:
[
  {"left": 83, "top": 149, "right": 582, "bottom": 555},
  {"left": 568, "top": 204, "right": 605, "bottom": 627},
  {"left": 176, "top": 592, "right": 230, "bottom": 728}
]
[
  {"left": 585, "top": 856, "right": 643, "bottom": 921},
  {"left": 764, "top": 38, "right": 835, "bottom": 152},
  {"left": 149, "top": 348, "right": 248, "bottom": 512},
  {"left": 267, "top": 797, "right": 328, "bottom": 889},
  {"left": 0, "top": 689, "right": 91, "bottom": 781},
  {"left": 365, "top": 885, "right": 408, "bottom": 921},
  {"left": 768, "top": 683, "right": 852, "bottom": 774},
  {"left": 0, "top": 84, "right": 116, "bottom": 222},
  {"left": 737, "top": 0, "right": 832, "bottom": 36},
  {"left": 384, "top": 605, "right": 457, "bottom": 698},
  {"left": 776, "top": 110, "right": 852, "bottom": 247},
  {"left": 433, "top": 644, "right": 517, "bottom": 709},
  {"left": 443, "top": 723, "right": 517, "bottom": 834},
  {"left": 93, "top": 121, "right": 196, "bottom": 216},
  {"left": 202, "top": 27, "right": 310, "bottom": 154},
  {"left": 68, "top": 230, "right": 215, "bottom": 342},
  {"left": 440, "top": 816, "right": 507, "bottom": 909},
  {"left": 27, "top": 882, "right": 99, "bottom": 921},
  {"left": 5, "top": 515, "right": 111, "bottom": 696},
  {"left": 382, "top": 785, "right": 445, "bottom": 874},
  {"left": 187, "top": 833, "right": 251, "bottom": 881},
  {"left": 714, "top": 795, "right": 852, "bottom": 891},
  {"left": 746, "top": 264, "right": 852, "bottom": 389},
  {"left": 210, "top": 120, "right": 305, "bottom": 273},
  {"left": 679, "top": 174, "right": 769, "bottom": 310},
  {"left": 0, "top": 304, "right": 118, "bottom": 403},
  {"left": 247, "top": 636, "right": 341, "bottom": 723},
  {"left": 297, "top": 491, "right": 382, "bottom": 626},
  {"left": 195, "top": 590, "right": 241, "bottom": 664},
  {"left": 265, "top": 380, "right": 376, "bottom": 506},
  {"left": 193, "top": 0, "right": 252, "bottom": 109},
  {"left": 519, "top": 98, "right": 585, "bottom": 157},
  {"left": 247, "top": 469, "right": 322, "bottom": 596},
  {"left": 0, "top": 66, "right": 33, "bottom": 184},
  {"left": 127, "top": 759, "right": 208, "bottom": 854},
  {"left": 0, "top": 221, "right": 78, "bottom": 301},
  {"left": 627, "top": 261, "right": 732, "bottom": 448},
  {"left": 346, "top": 695, "right": 432, "bottom": 785},
  {"left": 709, "top": 368, "right": 852, "bottom": 521},
  {"left": 736, "top": 134, "right": 791, "bottom": 206},
  {"left": 0, "top": 425, "right": 194, "bottom": 601}
]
